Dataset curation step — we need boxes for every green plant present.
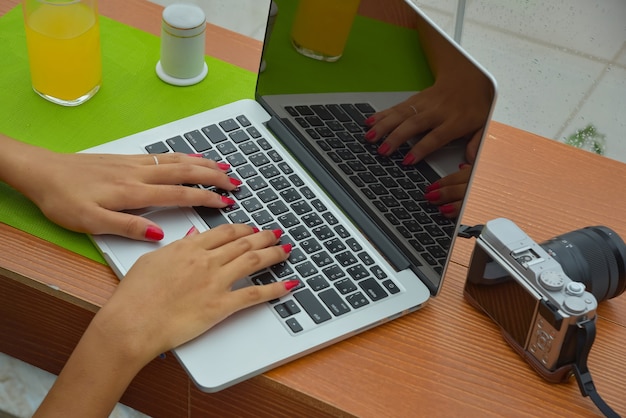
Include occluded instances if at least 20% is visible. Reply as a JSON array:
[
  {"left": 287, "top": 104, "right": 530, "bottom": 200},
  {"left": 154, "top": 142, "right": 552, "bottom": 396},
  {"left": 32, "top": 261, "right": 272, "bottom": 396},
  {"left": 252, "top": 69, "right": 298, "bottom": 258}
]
[{"left": 564, "top": 124, "right": 606, "bottom": 155}]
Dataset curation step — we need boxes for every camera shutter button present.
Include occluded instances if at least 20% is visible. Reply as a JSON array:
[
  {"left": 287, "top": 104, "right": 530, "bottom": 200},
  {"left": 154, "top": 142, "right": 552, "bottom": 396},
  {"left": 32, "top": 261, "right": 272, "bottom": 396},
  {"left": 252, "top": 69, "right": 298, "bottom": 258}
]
[
  {"left": 565, "top": 281, "right": 585, "bottom": 296},
  {"left": 564, "top": 296, "right": 587, "bottom": 313},
  {"left": 539, "top": 271, "right": 565, "bottom": 291}
]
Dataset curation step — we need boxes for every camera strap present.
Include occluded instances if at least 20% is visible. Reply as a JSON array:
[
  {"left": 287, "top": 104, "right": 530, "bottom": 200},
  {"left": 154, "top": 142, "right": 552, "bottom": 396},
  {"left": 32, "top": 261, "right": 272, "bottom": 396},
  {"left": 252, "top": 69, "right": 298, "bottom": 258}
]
[{"left": 572, "top": 319, "right": 620, "bottom": 417}]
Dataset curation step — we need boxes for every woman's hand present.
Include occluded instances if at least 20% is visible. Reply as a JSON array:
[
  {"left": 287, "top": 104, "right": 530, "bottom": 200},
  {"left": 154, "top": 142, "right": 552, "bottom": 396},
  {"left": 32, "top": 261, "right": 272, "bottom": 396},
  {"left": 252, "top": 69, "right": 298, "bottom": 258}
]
[
  {"left": 1, "top": 136, "right": 241, "bottom": 241},
  {"left": 34, "top": 224, "right": 298, "bottom": 417},
  {"left": 363, "top": 73, "right": 490, "bottom": 166},
  {"left": 423, "top": 164, "right": 472, "bottom": 218}
]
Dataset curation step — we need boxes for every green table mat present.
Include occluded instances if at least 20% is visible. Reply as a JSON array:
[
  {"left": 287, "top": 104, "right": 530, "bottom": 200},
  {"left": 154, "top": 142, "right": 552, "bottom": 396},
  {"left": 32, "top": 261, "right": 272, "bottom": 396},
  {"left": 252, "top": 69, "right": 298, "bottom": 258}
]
[{"left": 0, "top": 6, "right": 256, "bottom": 263}]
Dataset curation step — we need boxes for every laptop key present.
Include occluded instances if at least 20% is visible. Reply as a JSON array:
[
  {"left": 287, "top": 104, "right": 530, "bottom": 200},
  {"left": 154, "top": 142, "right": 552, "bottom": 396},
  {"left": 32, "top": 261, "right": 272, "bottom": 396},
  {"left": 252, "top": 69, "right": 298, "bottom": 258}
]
[
  {"left": 285, "top": 318, "right": 303, "bottom": 333},
  {"left": 166, "top": 136, "right": 194, "bottom": 153},
  {"left": 293, "top": 289, "right": 332, "bottom": 324},
  {"left": 359, "top": 278, "right": 388, "bottom": 301},
  {"left": 319, "top": 288, "right": 351, "bottom": 316},
  {"left": 346, "top": 292, "right": 370, "bottom": 309},
  {"left": 145, "top": 141, "right": 170, "bottom": 154}
]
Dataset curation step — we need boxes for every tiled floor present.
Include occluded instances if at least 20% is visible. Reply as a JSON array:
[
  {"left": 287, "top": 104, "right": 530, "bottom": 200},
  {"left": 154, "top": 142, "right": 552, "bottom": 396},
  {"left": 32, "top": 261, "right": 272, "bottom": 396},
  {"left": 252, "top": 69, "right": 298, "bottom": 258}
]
[{"left": 2, "top": 1, "right": 625, "bottom": 417}]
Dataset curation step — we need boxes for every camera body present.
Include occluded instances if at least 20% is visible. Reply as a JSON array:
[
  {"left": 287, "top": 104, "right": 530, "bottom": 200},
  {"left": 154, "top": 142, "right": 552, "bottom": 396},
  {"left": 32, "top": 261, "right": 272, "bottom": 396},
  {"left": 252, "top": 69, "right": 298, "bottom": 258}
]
[{"left": 464, "top": 218, "right": 598, "bottom": 383}]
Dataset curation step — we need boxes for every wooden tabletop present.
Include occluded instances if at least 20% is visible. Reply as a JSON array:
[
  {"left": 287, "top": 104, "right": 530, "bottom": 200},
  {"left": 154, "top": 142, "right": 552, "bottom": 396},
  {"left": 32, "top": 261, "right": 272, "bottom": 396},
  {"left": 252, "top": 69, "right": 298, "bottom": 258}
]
[{"left": 1, "top": 1, "right": 625, "bottom": 417}]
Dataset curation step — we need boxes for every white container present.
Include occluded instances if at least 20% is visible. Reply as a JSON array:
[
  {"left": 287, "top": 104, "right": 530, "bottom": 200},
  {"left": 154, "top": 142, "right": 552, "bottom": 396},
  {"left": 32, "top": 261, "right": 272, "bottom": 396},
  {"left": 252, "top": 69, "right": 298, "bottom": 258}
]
[{"left": 156, "top": 3, "right": 208, "bottom": 86}]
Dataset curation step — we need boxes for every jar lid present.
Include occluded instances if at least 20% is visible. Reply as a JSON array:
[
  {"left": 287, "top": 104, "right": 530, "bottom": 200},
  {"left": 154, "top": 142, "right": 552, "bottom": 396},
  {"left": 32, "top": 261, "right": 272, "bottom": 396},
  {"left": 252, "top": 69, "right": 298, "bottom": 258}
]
[{"left": 162, "top": 4, "right": 206, "bottom": 38}]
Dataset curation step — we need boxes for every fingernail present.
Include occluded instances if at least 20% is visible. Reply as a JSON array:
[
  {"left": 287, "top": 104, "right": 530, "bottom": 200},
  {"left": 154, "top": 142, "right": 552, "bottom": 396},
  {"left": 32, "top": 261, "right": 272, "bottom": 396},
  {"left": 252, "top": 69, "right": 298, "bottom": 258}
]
[
  {"left": 188, "top": 153, "right": 204, "bottom": 158},
  {"left": 377, "top": 142, "right": 390, "bottom": 155},
  {"left": 439, "top": 204, "right": 456, "bottom": 214},
  {"left": 458, "top": 162, "right": 471, "bottom": 169},
  {"left": 424, "top": 190, "right": 441, "bottom": 201},
  {"left": 402, "top": 153, "right": 416, "bottom": 165},
  {"left": 145, "top": 225, "right": 164, "bottom": 241},
  {"left": 185, "top": 226, "right": 197, "bottom": 237},
  {"left": 217, "top": 162, "right": 231, "bottom": 170},
  {"left": 364, "top": 116, "right": 376, "bottom": 126},
  {"left": 365, "top": 130, "right": 377, "bottom": 142},
  {"left": 284, "top": 279, "right": 300, "bottom": 291},
  {"left": 281, "top": 243, "right": 293, "bottom": 254},
  {"left": 229, "top": 177, "right": 243, "bottom": 187},
  {"left": 252, "top": 226, "right": 260, "bottom": 233},
  {"left": 272, "top": 229, "right": 283, "bottom": 239},
  {"left": 426, "top": 182, "right": 441, "bottom": 192},
  {"left": 221, "top": 196, "right": 236, "bottom": 206}
]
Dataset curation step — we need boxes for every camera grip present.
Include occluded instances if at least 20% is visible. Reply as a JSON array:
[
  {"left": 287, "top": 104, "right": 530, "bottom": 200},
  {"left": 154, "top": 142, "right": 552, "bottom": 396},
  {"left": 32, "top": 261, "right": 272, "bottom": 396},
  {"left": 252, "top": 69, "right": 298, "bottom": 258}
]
[{"left": 501, "top": 330, "right": 574, "bottom": 383}]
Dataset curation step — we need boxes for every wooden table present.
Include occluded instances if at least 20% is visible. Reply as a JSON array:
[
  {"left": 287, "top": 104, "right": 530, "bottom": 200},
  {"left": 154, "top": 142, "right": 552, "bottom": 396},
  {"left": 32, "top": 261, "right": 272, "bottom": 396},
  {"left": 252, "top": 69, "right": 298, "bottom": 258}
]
[{"left": 2, "top": 1, "right": 625, "bottom": 416}]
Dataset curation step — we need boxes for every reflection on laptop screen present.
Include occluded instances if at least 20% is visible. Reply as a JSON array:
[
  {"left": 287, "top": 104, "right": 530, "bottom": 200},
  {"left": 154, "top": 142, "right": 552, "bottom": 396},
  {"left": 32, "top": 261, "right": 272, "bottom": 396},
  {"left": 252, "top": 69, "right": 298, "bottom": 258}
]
[{"left": 256, "top": 0, "right": 496, "bottom": 294}]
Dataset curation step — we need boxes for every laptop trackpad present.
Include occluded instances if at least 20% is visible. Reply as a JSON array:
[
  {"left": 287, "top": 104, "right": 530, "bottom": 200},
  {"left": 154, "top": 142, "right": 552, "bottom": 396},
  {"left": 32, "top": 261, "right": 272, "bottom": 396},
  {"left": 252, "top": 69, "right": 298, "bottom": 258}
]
[{"left": 99, "top": 207, "right": 195, "bottom": 277}]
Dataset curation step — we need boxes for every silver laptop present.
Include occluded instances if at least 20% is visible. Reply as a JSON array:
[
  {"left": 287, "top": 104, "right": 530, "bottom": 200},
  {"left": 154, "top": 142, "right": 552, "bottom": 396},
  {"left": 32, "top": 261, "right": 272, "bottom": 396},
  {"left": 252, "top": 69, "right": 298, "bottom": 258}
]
[{"left": 83, "top": 0, "right": 497, "bottom": 392}]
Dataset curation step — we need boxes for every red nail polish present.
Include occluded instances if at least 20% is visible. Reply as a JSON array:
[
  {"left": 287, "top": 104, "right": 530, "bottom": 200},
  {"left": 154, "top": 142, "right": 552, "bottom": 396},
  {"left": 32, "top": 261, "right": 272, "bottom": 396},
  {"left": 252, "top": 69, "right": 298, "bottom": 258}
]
[
  {"left": 217, "top": 162, "right": 231, "bottom": 170},
  {"left": 364, "top": 116, "right": 376, "bottom": 126},
  {"left": 439, "top": 204, "right": 456, "bottom": 214},
  {"left": 402, "top": 153, "right": 416, "bottom": 165},
  {"left": 145, "top": 225, "right": 164, "bottom": 241},
  {"left": 365, "top": 130, "right": 377, "bottom": 141},
  {"left": 272, "top": 229, "right": 283, "bottom": 239},
  {"left": 284, "top": 279, "right": 300, "bottom": 291},
  {"left": 252, "top": 227, "right": 260, "bottom": 233},
  {"left": 221, "top": 196, "right": 235, "bottom": 205},
  {"left": 424, "top": 190, "right": 441, "bottom": 201},
  {"left": 281, "top": 243, "right": 293, "bottom": 254},
  {"left": 426, "top": 181, "right": 441, "bottom": 192},
  {"left": 378, "top": 142, "right": 390, "bottom": 155},
  {"left": 185, "top": 226, "right": 197, "bottom": 237},
  {"left": 229, "top": 177, "right": 242, "bottom": 187}
]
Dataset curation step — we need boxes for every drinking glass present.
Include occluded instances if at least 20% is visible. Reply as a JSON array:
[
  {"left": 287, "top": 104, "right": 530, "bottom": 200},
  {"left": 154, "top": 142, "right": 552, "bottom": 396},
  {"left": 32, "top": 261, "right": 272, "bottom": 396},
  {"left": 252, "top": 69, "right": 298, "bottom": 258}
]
[{"left": 22, "top": 0, "right": 102, "bottom": 106}]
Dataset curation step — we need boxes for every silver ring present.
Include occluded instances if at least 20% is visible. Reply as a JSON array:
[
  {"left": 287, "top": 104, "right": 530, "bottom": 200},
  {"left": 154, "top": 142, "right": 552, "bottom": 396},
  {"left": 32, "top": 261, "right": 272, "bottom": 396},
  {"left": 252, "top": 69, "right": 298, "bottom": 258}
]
[
  {"left": 409, "top": 105, "right": 417, "bottom": 116},
  {"left": 153, "top": 155, "right": 159, "bottom": 166}
]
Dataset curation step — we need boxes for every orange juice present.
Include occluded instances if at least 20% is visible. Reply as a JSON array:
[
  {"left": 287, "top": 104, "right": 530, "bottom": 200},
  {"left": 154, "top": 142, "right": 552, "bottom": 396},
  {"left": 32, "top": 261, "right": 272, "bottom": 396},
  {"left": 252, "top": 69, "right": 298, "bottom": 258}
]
[
  {"left": 291, "top": 0, "right": 361, "bottom": 62},
  {"left": 23, "top": 1, "right": 101, "bottom": 105}
]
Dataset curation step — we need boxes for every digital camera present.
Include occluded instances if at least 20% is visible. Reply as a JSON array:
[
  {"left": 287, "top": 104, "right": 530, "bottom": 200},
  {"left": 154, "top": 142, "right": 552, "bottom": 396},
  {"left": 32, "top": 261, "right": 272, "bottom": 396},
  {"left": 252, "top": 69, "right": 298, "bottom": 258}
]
[{"left": 463, "top": 218, "right": 626, "bottom": 383}]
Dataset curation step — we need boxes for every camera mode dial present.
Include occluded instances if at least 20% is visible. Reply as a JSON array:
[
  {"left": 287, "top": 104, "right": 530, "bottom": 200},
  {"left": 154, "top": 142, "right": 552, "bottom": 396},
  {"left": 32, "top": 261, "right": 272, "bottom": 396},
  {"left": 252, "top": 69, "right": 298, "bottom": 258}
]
[{"left": 539, "top": 271, "right": 565, "bottom": 291}]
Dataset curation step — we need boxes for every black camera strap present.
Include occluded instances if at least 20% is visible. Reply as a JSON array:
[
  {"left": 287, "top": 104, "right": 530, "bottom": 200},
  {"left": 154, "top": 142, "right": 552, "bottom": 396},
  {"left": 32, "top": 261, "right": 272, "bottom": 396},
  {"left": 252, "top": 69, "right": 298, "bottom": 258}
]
[{"left": 572, "top": 319, "right": 620, "bottom": 418}]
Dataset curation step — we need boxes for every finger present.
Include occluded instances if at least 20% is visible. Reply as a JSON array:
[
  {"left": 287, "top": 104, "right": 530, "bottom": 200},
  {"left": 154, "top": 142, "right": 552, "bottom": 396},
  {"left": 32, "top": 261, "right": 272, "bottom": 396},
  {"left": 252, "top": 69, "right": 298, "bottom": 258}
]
[
  {"left": 143, "top": 163, "right": 240, "bottom": 191},
  {"left": 465, "top": 129, "right": 483, "bottom": 164},
  {"left": 191, "top": 223, "right": 266, "bottom": 251},
  {"left": 109, "top": 184, "right": 237, "bottom": 210},
  {"left": 224, "top": 279, "right": 297, "bottom": 314},
  {"left": 81, "top": 207, "right": 166, "bottom": 241},
  {"left": 140, "top": 152, "right": 222, "bottom": 169},
  {"left": 197, "top": 227, "right": 284, "bottom": 265},
  {"left": 437, "top": 201, "right": 462, "bottom": 218}
]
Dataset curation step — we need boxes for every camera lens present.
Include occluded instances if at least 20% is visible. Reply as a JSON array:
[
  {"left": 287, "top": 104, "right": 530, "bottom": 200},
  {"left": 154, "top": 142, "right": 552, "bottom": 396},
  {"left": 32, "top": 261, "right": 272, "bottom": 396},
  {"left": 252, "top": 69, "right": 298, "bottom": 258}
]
[{"left": 540, "top": 226, "right": 626, "bottom": 302}]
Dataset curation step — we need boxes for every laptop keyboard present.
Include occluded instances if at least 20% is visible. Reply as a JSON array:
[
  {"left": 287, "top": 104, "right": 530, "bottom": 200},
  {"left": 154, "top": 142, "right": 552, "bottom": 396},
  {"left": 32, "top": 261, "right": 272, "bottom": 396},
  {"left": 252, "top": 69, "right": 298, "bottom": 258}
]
[
  {"left": 145, "top": 112, "right": 401, "bottom": 334},
  {"left": 283, "top": 103, "right": 455, "bottom": 275}
]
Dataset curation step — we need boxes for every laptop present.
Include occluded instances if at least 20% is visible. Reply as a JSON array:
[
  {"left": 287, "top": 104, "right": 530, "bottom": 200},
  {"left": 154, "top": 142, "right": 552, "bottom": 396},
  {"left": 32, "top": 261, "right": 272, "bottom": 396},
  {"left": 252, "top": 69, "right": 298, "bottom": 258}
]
[{"left": 83, "top": 0, "right": 497, "bottom": 392}]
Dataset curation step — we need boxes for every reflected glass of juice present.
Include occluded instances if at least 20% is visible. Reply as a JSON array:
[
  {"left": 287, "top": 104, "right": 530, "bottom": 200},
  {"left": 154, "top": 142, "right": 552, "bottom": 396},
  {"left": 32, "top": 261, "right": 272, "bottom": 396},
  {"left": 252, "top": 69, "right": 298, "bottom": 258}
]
[
  {"left": 290, "top": 0, "right": 361, "bottom": 62},
  {"left": 22, "top": 0, "right": 101, "bottom": 106}
]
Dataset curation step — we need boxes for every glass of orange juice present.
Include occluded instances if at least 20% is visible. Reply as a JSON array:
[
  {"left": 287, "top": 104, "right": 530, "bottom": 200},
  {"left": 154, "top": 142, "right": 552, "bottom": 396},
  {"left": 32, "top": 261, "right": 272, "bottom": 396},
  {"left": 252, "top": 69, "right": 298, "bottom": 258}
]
[
  {"left": 22, "top": 0, "right": 101, "bottom": 106},
  {"left": 290, "top": 0, "right": 361, "bottom": 62}
]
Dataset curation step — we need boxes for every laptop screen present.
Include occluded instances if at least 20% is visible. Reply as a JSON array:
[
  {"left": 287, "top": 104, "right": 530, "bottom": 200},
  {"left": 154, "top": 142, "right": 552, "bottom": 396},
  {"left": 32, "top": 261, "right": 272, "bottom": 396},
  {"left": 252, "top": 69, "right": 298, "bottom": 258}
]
[{"left": 255, "top": 0, "right": 497, "bottom": 294}]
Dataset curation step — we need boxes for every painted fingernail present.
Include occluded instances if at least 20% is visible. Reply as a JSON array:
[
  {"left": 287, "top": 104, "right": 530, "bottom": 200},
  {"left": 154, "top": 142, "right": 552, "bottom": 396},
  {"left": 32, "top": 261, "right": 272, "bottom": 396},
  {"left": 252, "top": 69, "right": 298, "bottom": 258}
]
[
  {"left": 188, "top": 153, "right": 204, "bottom": 158},
  {"left": 284, "top": 279, "right": 300, "bottom": 291},
  {"left": 365, "top": 130, "right": 377, "bottom": 142},
  {"left": 281, "top": 243, "right": 293, "bottom": 254},
  {"left": 221, "top": 196, "right": 236, "bottom": 205},
  {"left": 217, "top": 162, "right": 231, "bottom": 170},
  {"left": 458, "top": 162, "right": 471, "bottom": 169},
  {"left": 377, "top": 142, "right": 390, "bottom": 155},
  {"left": 252, "top": 226, "right": 260, "bottom": 233},
  {"left": 272, "top": 229, "right": 283, "bottom": 239},
  {"left": 426, "top": 182, "right": 441, "bottom": 192},
  {"left": 402, "top": 153, "right": 416, "bottom": 165},
  {"left": 364, "top": 116, "right": 376, "bottom": 126},
  {"left": 424, "top": 190, "right": 441, "bottom": 201},
  {"left": 185, "top": 226, "right": 197, "bottom": 237},
  {"left": 439, "top": 204, "right": 456, "bottom": 214},
  {"left": 229, "top": 177, "right": 243, "bottom": 187},
  {"left": 145, "top": 225, "right": 164, "bottom": 241}
]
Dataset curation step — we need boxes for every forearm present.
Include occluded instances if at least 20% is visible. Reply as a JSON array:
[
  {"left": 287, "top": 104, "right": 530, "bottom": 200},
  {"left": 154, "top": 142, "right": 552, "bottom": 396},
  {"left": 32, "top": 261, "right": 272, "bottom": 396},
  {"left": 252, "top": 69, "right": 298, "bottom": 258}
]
[
  {"left": 33, "top": 308, "right": 152, "bottom": 417},
  {"left": 0, "top": 133, "right": 52, "bottom": 197}
]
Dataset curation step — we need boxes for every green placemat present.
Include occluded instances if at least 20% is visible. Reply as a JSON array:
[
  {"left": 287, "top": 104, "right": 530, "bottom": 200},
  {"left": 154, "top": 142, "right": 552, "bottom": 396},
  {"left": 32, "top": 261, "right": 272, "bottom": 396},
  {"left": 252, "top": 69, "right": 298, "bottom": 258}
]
[
  {"left": 0, "top": 6, "right": 256, "bottom": 263},
  {"left": 258, "top": 0, "right": 433, "bottom": 95}
]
